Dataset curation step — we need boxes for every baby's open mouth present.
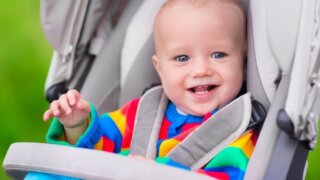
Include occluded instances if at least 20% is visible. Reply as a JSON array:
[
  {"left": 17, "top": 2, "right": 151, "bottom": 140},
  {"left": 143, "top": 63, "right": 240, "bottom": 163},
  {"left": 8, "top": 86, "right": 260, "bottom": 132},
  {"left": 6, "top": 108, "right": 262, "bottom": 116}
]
[{"left": 188, "top": 84, "right": 217, "bottom": 95}]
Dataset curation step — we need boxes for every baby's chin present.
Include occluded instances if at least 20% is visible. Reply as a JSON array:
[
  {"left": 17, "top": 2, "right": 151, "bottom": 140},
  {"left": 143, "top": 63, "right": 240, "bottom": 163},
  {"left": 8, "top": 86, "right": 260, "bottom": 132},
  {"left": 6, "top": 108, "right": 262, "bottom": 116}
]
[
  {"left": 180, "top": 105, "right": 219, "bottom": 117},
  {"left": 189, "top": 110, "right": 212, "bottom": 116}
]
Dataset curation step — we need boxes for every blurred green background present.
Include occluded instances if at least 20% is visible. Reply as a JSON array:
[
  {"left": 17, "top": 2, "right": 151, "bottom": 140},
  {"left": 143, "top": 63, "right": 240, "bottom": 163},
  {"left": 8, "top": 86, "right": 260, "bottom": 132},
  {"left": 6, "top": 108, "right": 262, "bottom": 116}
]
[
  {"left": 0, "top": 0, "right": 50, "bottom": 179},
  {"left": 0, "top": 0, "right": 319, "bottom": 179}
]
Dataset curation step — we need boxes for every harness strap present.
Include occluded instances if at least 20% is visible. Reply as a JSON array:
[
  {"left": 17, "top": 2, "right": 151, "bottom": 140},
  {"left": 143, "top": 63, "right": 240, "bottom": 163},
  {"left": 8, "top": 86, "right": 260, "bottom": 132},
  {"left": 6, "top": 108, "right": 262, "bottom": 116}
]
[
  {"left": 167, "top": 93, "right": 252, "bottom": 170},
  {"left": 130, "top": 86, "right": 168, "bottom": 159},
  {"left": 130, "top": 86, "right": 259, "bottom": 170}
]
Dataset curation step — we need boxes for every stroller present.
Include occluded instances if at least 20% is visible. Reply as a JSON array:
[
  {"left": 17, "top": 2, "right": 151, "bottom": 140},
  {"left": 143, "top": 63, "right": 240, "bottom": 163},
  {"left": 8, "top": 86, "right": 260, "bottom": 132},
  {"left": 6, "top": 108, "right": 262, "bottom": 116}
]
[{"left": 3, "top": 0, "right": 320, "bottom": 179}]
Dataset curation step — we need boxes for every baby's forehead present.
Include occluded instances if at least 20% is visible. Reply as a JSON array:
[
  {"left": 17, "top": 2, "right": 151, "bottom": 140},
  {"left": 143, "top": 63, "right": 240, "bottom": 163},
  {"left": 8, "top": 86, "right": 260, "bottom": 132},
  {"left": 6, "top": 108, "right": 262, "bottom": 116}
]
[
  {"left": 158, "top": 0, "right": 245, "bottom": 18},
  {"left": 160, "top": 0, "right": 244, "bottom": 11},
  {"left": 153, "top": 0, "right": 246, "bottom": 52},
  {"left": 156, "top": 0, "right": 245, "bottom": 25},
  {"left": 155, "top": 0, "right": 245, "bottom": 33},
  {"left": 161, "top": 0, "right": 210, "bottom": 8}
]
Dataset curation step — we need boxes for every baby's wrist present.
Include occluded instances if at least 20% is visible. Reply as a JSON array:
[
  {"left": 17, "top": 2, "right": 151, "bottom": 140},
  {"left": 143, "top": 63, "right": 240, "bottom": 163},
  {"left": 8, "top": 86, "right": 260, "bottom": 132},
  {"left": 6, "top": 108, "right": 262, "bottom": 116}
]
[
  {"left": 66, "top": 116, "right": 89, "bottom": 129},
  {"left": 64, "top": 118, "right": 89, "bottom": 144}
]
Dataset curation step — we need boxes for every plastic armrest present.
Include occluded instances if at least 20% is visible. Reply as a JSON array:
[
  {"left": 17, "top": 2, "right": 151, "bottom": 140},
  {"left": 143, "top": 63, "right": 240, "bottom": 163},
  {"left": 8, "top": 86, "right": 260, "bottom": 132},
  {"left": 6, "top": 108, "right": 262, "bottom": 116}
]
[{"left": 3, "top": 142, "right": 213, "bottom": 180}]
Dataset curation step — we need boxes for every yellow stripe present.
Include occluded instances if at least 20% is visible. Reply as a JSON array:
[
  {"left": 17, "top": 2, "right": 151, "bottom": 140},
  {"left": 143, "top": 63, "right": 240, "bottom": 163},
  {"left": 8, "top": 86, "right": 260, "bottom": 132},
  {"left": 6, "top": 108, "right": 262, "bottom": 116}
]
[
  {"left": 230, "top": 130, "right": 255, "bottom": 158},
  {"left": 159, "top": 139, "right": 180, "bottom": 157},
  {"left": 109, "top": 110, "right": 126, "bottom": 136},
  {"left": 94, "top": 138, "right": 104, "bottom": 150}
]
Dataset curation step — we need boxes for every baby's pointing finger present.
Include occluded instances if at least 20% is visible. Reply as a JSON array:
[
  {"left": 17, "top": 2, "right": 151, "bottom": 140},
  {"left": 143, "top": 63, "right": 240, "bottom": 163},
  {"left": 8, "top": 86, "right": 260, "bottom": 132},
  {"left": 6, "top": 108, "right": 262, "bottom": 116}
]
[
  {"left": 67, "top": 89, "right": 78, "bottom": 106},
  {"left": 68, "top": 89, "right": 81, "bottom": 106},
  {"left": 43, "top": 109, "right": 53, "bottom": 121},
  {"left": 59, "top": 95, "right": 72, "bottom": 115},
  {"left": 50, "top": 100, "right": 61, "bottom": 117}
]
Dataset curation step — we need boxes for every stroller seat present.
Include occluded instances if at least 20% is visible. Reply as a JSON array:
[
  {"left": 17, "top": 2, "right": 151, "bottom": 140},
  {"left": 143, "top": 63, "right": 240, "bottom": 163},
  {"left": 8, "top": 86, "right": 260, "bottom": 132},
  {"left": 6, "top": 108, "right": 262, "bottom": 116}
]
[{"left": 3, "top": 0, "right": 320, "bottom": 179}]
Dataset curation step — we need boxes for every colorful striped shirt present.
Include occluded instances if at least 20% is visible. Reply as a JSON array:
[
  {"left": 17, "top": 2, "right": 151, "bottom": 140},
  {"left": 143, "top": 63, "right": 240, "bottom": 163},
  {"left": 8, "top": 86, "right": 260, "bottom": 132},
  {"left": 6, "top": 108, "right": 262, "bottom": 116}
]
[{"left": 47, "top": 98, "right": 258, "bottom": 180}]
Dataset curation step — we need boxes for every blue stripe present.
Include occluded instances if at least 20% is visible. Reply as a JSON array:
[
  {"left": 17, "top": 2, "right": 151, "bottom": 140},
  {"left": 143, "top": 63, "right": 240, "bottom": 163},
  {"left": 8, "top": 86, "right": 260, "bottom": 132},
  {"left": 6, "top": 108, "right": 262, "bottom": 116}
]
[
  {"left": 25, "top": 172, "right": 80, "bottom": 180},
  {"left": 77, "top": 103, "right": 102, "bottom": 148},
  {"left": 166, "top": 159, "right": 191, "bottom": 171},
  {"left": 204, "top": 166, "right": 245, "bottom": 180},
  {"left": 156, "top": 139, "right": 164, "bottom": 157},
  {"left": 166, "top": 102, "right": 205, "bottom": 137},
  {"left": 99, "top": 114, "right": 123, "bottom": 153}
]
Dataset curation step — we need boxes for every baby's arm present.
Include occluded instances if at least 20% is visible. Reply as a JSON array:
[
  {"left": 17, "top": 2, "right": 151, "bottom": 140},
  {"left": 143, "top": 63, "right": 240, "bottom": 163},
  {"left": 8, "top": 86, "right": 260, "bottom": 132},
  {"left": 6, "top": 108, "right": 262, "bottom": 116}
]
[{"left": 43, "top": 89, "right": 90, "bottom": 144}]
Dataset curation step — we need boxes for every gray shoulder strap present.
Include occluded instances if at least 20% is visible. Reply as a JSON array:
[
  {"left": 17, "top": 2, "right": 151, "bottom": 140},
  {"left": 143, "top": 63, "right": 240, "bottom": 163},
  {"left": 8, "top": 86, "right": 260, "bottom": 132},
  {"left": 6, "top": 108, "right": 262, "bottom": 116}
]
[
  {"left": 130, "top": 86, "right": 255, "bottom": 170},
  {"left": 130, "top": 86, "right": 168, "bottom": 159},
  {"left": 167, "top": 93, "right": 252, "bottom": 170}
]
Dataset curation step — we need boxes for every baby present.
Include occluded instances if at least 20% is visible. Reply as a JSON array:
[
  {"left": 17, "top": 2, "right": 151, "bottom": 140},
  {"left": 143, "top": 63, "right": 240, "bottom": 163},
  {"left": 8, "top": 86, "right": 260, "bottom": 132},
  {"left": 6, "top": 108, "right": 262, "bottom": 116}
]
[{"left": 31, "top": 0, "right": 253, "bottom": 179}]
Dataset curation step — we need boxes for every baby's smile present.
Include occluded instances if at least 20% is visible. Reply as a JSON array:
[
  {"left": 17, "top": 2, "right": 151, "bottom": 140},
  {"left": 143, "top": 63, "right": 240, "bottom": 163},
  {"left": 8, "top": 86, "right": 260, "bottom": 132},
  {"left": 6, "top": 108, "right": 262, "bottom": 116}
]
[{"left": 187, "top": 84, "right": 217, "bottom": 95}]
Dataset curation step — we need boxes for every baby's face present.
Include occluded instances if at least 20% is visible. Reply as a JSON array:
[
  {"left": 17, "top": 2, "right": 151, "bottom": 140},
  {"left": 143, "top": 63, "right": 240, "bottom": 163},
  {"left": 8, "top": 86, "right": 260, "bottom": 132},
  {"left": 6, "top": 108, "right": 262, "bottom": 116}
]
[{"left": 153, "top": 2, "right": 245, "bottom": 116}]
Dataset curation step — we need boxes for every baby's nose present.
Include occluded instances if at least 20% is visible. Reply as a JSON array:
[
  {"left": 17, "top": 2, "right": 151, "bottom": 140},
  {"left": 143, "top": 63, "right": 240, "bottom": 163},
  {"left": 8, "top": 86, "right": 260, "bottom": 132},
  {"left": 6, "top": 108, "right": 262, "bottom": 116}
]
[{"left": 190, "top": 59, "right": 214, "bottom": 77}]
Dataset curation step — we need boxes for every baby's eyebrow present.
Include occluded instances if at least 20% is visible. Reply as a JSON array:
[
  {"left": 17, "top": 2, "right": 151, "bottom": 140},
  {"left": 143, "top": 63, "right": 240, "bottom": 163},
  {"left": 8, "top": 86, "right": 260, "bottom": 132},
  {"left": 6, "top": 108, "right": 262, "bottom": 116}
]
[
  {"left": 209, "top": 42, "right": 239, "bottom": 51},
  {"left": 166, "top": 44, "right": 193, "bottom": 53},
  {"left": 166, "top": 44, "right": 193, "bottom": 54}
]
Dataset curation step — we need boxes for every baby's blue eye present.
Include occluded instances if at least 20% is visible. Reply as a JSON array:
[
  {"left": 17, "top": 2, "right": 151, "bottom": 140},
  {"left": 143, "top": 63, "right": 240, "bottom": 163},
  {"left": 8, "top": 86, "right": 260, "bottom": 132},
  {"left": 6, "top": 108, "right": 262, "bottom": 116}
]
[
  {"left": 175, "top": 55, "right": 190, "bottom": 62},
  {"left": 211, "top": 52, "right": 226, "bottom": 59}
]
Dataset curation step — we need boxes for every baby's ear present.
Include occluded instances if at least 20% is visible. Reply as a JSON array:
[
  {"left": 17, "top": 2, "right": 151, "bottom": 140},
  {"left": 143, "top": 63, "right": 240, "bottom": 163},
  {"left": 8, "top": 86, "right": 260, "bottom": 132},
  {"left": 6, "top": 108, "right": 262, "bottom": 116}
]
[{"left": 152, "top": 55, "right": 160, "bottom": 71}]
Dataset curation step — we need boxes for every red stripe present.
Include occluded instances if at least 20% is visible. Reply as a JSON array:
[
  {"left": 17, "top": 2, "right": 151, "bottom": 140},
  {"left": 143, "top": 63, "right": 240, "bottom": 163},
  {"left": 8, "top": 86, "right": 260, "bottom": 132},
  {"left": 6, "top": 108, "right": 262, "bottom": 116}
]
[
  {"left": 251, "top": 129, "right": 259, "bottom": 146},
  {"left": 197, "top": 169, "right": 230, "bottom": 180},
  {"left": 159, "top": 118, "right": 171, "bottom": 140},
  {"left": 181, "top": 123, "right": 199, "bottom": 133},
  {"left": 174, "top": 126, "right": 198, "bottom": 141},
  {"left": 102, "top": 136, "right": 115, "bottom": 152},
  {"left": 121, "top": 98, "right": 140, "bottom": 148}
]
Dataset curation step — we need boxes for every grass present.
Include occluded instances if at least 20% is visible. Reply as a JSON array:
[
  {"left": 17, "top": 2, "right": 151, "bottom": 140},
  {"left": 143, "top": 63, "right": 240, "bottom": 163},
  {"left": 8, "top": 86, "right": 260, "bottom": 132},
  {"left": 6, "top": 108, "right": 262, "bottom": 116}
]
[{"left": 0, "top": 0, "right": 319, "bottom": 179}]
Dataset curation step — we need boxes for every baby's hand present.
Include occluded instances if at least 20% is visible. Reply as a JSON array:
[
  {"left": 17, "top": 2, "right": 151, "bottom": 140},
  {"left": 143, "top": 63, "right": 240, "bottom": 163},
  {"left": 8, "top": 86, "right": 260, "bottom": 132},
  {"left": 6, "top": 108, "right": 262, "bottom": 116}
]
[{"left": 43, "top": 89, "right": 90, "bottom": 129}]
